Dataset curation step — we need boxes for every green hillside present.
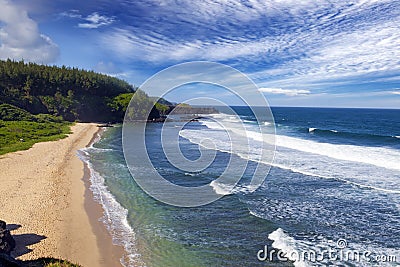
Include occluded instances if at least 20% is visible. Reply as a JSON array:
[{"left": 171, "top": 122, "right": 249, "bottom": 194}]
[
  {"left": 0, "top": 59, "right": 170, "bottom": 154},
  {"left": 0, "top": 59, "right": 165, "bottom": 122}
]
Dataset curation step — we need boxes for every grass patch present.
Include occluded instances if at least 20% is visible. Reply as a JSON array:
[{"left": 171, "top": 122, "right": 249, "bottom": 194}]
[{"left": 0, "top": 120, "right": 72, "bottom": 155}]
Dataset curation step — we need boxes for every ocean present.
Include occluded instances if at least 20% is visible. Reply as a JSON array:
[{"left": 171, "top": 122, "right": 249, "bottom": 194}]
[{"left": 79, "top": 107, "right": 400, "bottom": 267}]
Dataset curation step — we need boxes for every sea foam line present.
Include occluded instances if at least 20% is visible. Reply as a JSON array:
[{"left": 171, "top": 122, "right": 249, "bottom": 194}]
[
  {"left": 180, "top": 131, "right": 400, "bottom": 195},
  {"left": 180, "top": 115, "right": 400, "bottom": 195},
  {"left": 78, "top": 130, "right": 145, "bottom": 267},
  {"left": 203, "top": 113, "right": 400, "bottom": 172}
]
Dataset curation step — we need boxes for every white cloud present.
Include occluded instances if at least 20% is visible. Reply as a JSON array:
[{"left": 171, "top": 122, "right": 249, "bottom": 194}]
[
  {"left": 60, "top": 10, "right": 81, "bottom": 19},
  {"left": 78, "top": 12, "right": 114, "bottom": 29},
  {"left": 101, "top": 29, "right": 289, "bottom": 62},
  {"left": 259, "top": 87, "right": 311, "bottom": 96},
  {"left": 98, "top": 0, "right": 399, "bottom": 94},
  {"left": 0, "top": 0, "right": 59, "bottom": 63},
  {"left": 61, "top": 11, "right": 114, "bottom": 29},
  {"left": 392, "top": 91, "right": 400, "bottom": 95},
  {"left": 103, "top": 1, "right": 399, "bottom": 66},
  {"left": 251, "top": 18, "right": 400, "bottom": 88}
]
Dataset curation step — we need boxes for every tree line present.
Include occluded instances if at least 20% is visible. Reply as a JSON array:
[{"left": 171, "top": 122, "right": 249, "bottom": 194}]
[{"left": 0, "top": 59, "right": 168, "bottom": 122}]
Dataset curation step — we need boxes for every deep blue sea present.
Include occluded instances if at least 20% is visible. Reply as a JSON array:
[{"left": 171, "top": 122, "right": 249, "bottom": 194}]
[{"left": 79, "top": 107, "right": 400, "bottom": 267}]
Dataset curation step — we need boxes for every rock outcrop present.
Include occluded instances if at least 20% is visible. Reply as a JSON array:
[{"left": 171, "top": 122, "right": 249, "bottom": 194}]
[
  {"left": 0, "top": 220, "right": 15, "bottom": 255},
  {"left": 0, "top": 220, "right": 20, "bottom": 267},
  {"left": 0, "top": 253, "right": 21, "bottom": 267}
]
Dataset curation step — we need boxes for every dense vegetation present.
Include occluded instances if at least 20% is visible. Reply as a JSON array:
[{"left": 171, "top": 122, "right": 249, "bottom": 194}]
[
  {"left": 0, "top": 59, "right": 168, "bottom": 122},
  {"left": 0, "top": 103, "right": 64, "bottom": 122},
  {"left": 0, "top": 59, "right": 160, "bottom": 155}
]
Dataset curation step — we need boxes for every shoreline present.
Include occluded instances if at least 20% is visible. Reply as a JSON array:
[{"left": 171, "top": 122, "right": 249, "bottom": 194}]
[
  {"left": 82, "top": 128, "right": 126, "bottom": 267},
  {"left": 0, "top": 123, "right": 122, "bottom": 267}
]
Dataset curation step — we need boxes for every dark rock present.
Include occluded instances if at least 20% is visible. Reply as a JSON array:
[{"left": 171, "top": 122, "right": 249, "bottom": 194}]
[
  {"left": 0, "top": 253, "right": 22, "bottom": 267},
  {"left": 97, "top": 123, "right": 113, "bottom": 127},
  {"left": 0, "top": 221, "right": 15, "bottom": 255}
]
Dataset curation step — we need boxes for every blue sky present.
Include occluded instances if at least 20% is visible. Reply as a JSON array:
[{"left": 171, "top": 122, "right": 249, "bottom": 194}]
[{"left": 0, "top": 0, "right": 399, "bottom": 108}]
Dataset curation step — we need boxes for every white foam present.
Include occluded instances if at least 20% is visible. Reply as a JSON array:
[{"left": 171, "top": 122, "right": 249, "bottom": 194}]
[
  {"left": 395, "top": 136, "right": 400, "bottom": 139},
  {"left": 270, "top": 159, "right": 400, "bottom": 194},
  {"left": 204, "top": 114, "right": 400, "bottom": 171},
  {"left": 267, "top": 227, "right": 400, "bottom": 267},
  {"left": 199, "top": 120, "right": 224, "bottom": 130},
  {"left": 184, "top": 172, "right": 199, "bottom": 177},
  {"left": 181, "top": 113, "right": 400, "bottom": 194},
  {"left": 274, "top": 134, "right": 400, "bottom": 171},
  {"left": 268, "top": 228, "right": 310, "bottom": 267},
  {"left": 91, "top": 129, "right": 103, "bottom": 145},
  {"left": 308, "top": 128, "right": 338, "bottom": 133},
  {"left": 87, "top": 147, "right": 115, "bottom": 152},
  {"left": 210, "top": 180, "right": 259, "bottom": 195},
  {"left": 78, "top": 147, "right": 145, "bottom": 267},
  {"left": 210, "top": 180, "right": 233, "bottom": 195}
]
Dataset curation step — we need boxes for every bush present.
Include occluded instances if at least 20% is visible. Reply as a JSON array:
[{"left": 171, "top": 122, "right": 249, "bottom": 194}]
[
  {"left": 24, "top": 257, "right": 82, "bottom": 267},
  {"left": 34, "top": 114, "right": 64, "bottom": 123},
  {"left": 0, "top": 104, "right": 36, "bottom": 121}
]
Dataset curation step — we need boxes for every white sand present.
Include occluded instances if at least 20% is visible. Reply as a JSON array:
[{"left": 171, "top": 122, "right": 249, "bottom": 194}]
[{"left": 0, "top": 123, "right": 116, "bottom": 266}]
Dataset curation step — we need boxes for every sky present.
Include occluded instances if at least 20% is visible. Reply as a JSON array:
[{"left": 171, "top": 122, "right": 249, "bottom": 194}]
[{"left": 0, "top": 0, "right": 399, "bottom": 108}]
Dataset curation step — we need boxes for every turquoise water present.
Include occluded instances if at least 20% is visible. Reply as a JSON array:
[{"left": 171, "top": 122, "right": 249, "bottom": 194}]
[
  {"left": 82, "top": 126, "right": 286, "bottom": 266},
  {"left": 81, "top": 107, "right": 400, "bottom": 267}
]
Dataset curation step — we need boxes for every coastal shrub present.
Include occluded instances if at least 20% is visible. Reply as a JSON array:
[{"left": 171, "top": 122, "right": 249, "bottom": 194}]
[
  {"left": 0, "top": 104, "right": 36, "bottom": 121},
  {"left": 155, "top": 102, "right": 169, "bottom": 115},
  {"left": 24, "top": 257, "right": 82, "bottom": 267},
  {"left": 34, "top": 113, "right": 64, "bottom": 123}
]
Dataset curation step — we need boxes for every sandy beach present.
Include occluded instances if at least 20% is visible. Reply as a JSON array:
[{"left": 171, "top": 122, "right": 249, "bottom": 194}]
[{"left": 0, "top": 123, "right": 123, "bottom": 267}]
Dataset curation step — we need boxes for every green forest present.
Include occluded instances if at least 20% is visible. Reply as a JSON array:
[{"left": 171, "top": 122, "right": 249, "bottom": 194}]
[
  {"left": 0, "top": 59, "right": 169, "bottom": 154},
  {"left": 0, "top": 59, "right": 168, "bottom": 122}
]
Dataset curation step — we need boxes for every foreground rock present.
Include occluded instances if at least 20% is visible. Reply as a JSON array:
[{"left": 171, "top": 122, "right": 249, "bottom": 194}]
[
  {"left": 0, "top": 253, "right": 21, "bottom": 267},
  {"left": 0, "top": 220, "right": 20, "bottom": 267},
  {"left": 0, "top": 220, "right": 15, "bottom": 255}
]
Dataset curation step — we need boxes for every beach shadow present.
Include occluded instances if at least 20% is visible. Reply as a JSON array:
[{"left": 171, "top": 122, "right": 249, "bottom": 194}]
[
  {"left": 11, "top": 233, "right": 47, "bottom": 258},
  {"left": 6, "top": 224, "right": 21, "bottom": 231}
]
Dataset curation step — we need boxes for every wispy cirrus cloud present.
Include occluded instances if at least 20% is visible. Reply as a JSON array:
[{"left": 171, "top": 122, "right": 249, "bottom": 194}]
[
  {"left": 251, "top": 19, "right": 400, "bottom": 91},
  {"left": 49, "top": 0, "right": 400, "bottom": 106},
  {"left": 100, "top": 28, "right": 290, "bottom": 62},
  {"left": 259, "top": 87, "right": 311, "bottom": 96},
  {"left": 99, "top": 0, "right": 399, "bottom": 93},
  {"left": 60, "top": 9, "right": 81, "bottom": 19}
]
